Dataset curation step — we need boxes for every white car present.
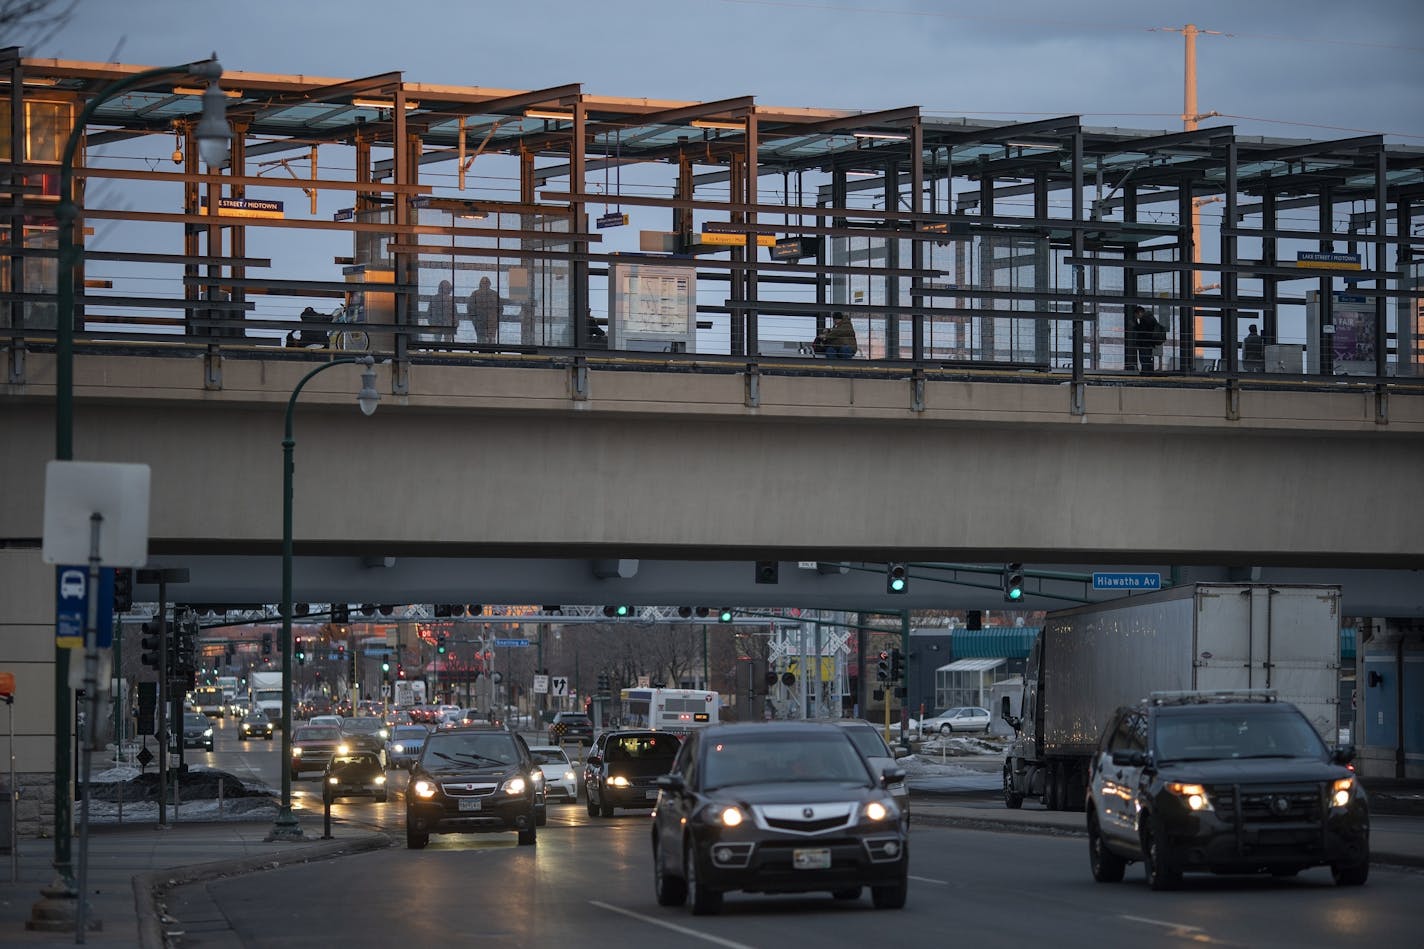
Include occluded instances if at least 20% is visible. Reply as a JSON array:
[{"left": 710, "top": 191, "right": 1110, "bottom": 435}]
[
  {"left": 920, "top": 706, "right": 992, "bottom": 735},
  {"left": 527, "top": 745, "right": 578, "bottom": 802}
]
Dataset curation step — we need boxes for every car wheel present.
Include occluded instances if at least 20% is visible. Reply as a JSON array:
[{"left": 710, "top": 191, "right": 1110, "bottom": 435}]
[
  {"left": 375, "top": 792, "right": 388, "bottom": 804},
  {"left": 1087, "top": 810, "right": 1126, "bottom": 883},
  {"left": 653, "top": 836, "right": 687, "bottom": 906},
  {"left": 289, "top": 770, "right": 299, "bottom": 783},
  {"left": 586, "top": 794, "right": 598, "bottom": 817},
  {"left": 1142, "top": 817, "right": 1181, "bottom": 891},
  {"left": 870, "top": 875, "right": 908, "bottom": 909},
  {"left": 832, "top": 887, "right": 862, "bottom": 901},
  {"left": 684, "top": 842, "right": 723, "bottom": 916},
  {"left": 1003, "top": 761, "right": 1024, "bottom": 810},
  {"left": 406, "top": 826, "right": 428, "bottom": 850},
  {"left": 517, "top": 823, "right": 537, "bottom": 846},
  {"left": 600, "top": 797, "right": 615, "bottom": 819},
  {"left": 1331, "top": 844, "right": 1369, "bottom": 886},
  {"left": 939, "top": 724, "right": 952, "bottom": 735}
]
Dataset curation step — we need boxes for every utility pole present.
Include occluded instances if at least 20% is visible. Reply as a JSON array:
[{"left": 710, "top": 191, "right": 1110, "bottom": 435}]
[{"left": 1161, "top": 23, "right": 1223, "bottom": 314}]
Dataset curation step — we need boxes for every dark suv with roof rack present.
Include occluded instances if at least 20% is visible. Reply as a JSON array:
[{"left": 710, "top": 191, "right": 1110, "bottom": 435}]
[
  {"left": 405, "top": 726, "right": 542, "bottom": 848},
  {"left": 1086, "top": 691, "right": 1369, "bottom": 890}
]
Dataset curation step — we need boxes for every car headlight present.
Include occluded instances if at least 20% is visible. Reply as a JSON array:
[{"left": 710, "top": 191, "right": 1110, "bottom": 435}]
[
  {"left": 392, "top": 743, "right": 405, "bottom": 754},
  {"left": 242, "top": 724, "right": 250, "bottom": 731},
  {"left": 563, "top": 770, "right": 576, "bottom": 782},
  {"left": 717, "top": 806, "right": 744, "bottom": 828},
  {"left": 328, "top": 776, "right": 339, "bottom": 785},
  {"left": 291, "top": 747, "right": 303, "bottom": 757},
  {"left": 374, "top": 774, "right": 387, "bottom": 785},
  {"left": 502, "top": 776, "right": 527, "bottom": 796},
  {"left": 378, "top": 729, "right": 389, "bottom": 739},
  {"left": 864, "top": 800, "right": 891, "bottom": 822},
  {"left": 203, "top": 728, "right": 213, "bottom": 737},
  {"left": 532, "top": 771, "right": 544, "bottom": 786},
  {"left": 609, "top": 775, "right": 630, "bottom": 788},
  {"left": 337, "top": 744, "right": 350, "bottom": 755},
  {"left": 413, "top": 780, "right": 436, "bottom": 799},
  {"left": 1166, "top": 782, "right": 1213, "bottom": 812},
  {"left": 1331, "top": 777, "right": 1354, "bottom": 808}
]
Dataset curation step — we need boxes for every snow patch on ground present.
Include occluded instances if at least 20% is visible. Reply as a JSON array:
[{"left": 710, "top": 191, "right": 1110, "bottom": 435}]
[
  {"left": 916, "top": 735, "right": 1004, "bottom": 756},
  {"left": 77, "top": 797, "right": 280, "bottom": 824}
]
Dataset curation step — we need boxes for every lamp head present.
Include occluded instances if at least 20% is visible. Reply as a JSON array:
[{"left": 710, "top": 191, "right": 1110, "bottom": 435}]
[
  {"left": 194, "top": 67, "right": 231, "bottom": 169},
  {"left": 357, "top": 359, "right": 379, "bottom": 416}
]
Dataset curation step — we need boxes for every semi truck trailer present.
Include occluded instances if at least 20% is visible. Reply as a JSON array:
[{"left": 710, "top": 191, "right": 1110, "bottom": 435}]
[
  {"left": 1001, "top": 583, "right": 1341, "bottom": 811},
  {"left": 248, "top": 670, "right": 285, "bottom": 721}
]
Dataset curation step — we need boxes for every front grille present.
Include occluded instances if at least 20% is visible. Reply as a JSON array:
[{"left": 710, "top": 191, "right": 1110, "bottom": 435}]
[
  {"left": 441, "top": 782, "right": 497, "bottom": 797},
  {"left": 753, "top": 803, "right": 855, "bottom": 836},
  {"left": 1209, "top": 784, "right": 1323, "bottom": 822}
]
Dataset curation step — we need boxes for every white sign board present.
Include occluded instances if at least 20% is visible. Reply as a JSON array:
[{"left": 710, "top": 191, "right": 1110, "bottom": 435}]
[
  {"left": 42, "top": 461, "right": 152, "bottom": 567},
  {"left": 533, "top": 674, "right": 550, "bottom": 694},
  {"left": 549, "top": 676, "right": 569, "bottom": 697}
]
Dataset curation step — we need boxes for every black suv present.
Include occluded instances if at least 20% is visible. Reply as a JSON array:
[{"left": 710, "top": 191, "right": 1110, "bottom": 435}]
[
  {"left": 548, "top": 712, "right": 594, "bottom": 745},
  {"left": 1087, "top": 692, "right": 1369, "bottom": 890},
  {"left": 405, "top": 726, "right": 542, "bottom": 848},
  {"left": 585, "top": 730, "right": 681, "bottom": 817}
]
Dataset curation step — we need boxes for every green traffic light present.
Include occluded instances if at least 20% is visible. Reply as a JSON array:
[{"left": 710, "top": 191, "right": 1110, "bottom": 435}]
[
  {"left": 1008, "top": 587, "right": 1023, "bottom": 601},
  {"left": 718, "top": 608, "right": 733, "bottom": 623},
  {"left": 381, "top": 660, "right": 390, "bottom": 672},
  {"left": 615, "top": 605, "right": 630, "bottom": 617},
  {"left": 890, "top": 577, "right": 906, "bottom": 592}
]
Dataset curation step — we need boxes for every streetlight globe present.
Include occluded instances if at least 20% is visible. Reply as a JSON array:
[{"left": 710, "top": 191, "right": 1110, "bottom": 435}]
[
  {"left": 357, "top": 369, "right": 380, "bottom": 417},
  {"left": 195, "top": 82, "right": 230, "bottom": 168}
]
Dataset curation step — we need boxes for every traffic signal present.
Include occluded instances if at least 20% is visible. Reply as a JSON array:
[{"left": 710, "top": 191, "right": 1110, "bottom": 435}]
[
  {"left": 755, "top": 561, "right": 779, "bottom": 584},
  {"left": 886, "top": 562, "right": 908, "bottom": 594},
  {"left": 1003, "top": 563, "right": 1025, "bottom": 603},
  {"left": 113, "top": 568, "right": 133, "bottom": 612},
  {"left": 437, "top": 634, "right": 447, "bottom": 655},
  {"left": 295, "top": 638, "right": 305, "bottom": 665},
  {"left": 602, "top": 605, "right": 632, "bottom": 618},
  {"left": 331, "top": 603, "right": 350, "bottom": 623},
  {"left": 765, "top": 671, "right": 779, "bottom": 688},
  {"left": 678, "top": 606, "right": 692, "bottom": 618},
  {"left": 381, "top": 659, "right": 390, "bottom": 673},
  {"left": 467, "top": 604, "right": 483, "bottom": 616},
  {"left": 876, "top": 651, "right": 890, "bottom": 682},
  {"left": 890, "top": 648, "right": 904, "bottom": 681},
  {"left": 261, "top": 633, "right": 272, "bottom": 656},
  {"left": 140, "top": 623, "right": 163, "bottom": 669},
  {"left": 434, "top": 603, "right": 452, "bottom": 618},
  {"left": 718, "top": 608, "right": 733, "bottom": 623},
  {"left": 396, "top": 663, "right": 405, "bottom": 679}
]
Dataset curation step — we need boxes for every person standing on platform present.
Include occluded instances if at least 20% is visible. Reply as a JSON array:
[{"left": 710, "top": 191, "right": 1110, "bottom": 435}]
[
  {"left": 467, "top": 276, "right": 502, "bottom": 345},
  {"left": 427, "top": 279, "right": 455, "bottom": 345},
  {"left": 1241, "top": 323, "right": 1266, "bottom": 372}
]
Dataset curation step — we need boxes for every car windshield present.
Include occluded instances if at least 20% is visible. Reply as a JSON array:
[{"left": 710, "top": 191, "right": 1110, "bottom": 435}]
[
  {"left": 1154, "top": 708, "right": 1328, "bottom": 763},
  {"left": 703, "top": 733, "right": 870, "bottom": 789},
  {"left": 558, "top": 715, "right": 590, "bottom": 726},
  {"left": 840, "top": 726, "right": 891, "bottom": 759},
  {"left": 331, "top": 754, "right": 381, "bottom": 769},
  {"left": 529, "top": 749, "right": 570, "bottom": 765},
  {"left": 342, "top": 718, "right": 383, "bottom": 734},
  {"left": 392, "top": 727, "right": 428, "bottom": 740},
  {"left": 295, "top": 726, "right": 341, "bottom": 742},
  {"left": 245, "top": 711, "right": 269, "bottom": 722},
  {"left": 185, "top": 714, "right": 208, "bottom": 727},
  {"left": 424, "top": 732, "right": 519, "bottom": 767}
]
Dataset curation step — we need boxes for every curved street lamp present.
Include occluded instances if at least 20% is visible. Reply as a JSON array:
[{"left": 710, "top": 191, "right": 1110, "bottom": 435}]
[
  {"left": 270, "top": 356, "right": 380, "bottom": 840},
  {"left": 38, "top": 56, "right": 229, "bottom": 930}
]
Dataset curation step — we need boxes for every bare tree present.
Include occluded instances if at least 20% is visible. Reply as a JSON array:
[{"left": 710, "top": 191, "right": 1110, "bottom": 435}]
[{"left": 1, "top": 0, "right": 81, "bottom": 51}]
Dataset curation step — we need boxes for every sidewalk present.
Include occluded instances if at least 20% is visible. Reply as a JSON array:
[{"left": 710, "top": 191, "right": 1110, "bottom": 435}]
[
  {"left": 909, "top": 790, "right": 1424, "bottom": 869},
  {"left": 0, "top": 818, "right": 388, "bottom": 947}
]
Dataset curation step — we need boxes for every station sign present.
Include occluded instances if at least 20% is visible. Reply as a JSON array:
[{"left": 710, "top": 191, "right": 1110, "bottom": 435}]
[
  {"left": 55, "top": 566, "right": 115, "bottom": 648},
  {"left": 597, "top": 212, "right": 629, "bottom": 228},
  {"left": 700, "top": 231, "right": 776, "bottom": 248},
  {"left": 208, "top": 197, "right": 285, "bottom": 220},
  {"left": 1091, "top": 572, "right": 1162, "bottom": 591},
  {"left": 771, "top": 236, "right": 821, "bottom": 260},
  {"left": 1296, "top": 251, "right": 1361, "bottom": 270}
]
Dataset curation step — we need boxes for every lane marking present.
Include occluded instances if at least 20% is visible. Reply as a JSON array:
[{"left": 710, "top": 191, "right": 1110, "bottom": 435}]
[
  {"left": 908, "top": 874, "right": 948, "bottom": 884},
  {"left": 590, "top": 900, "right": 757, "bottom": 949},
  {"left": 1120, "top": 914, "right": 1205, "bottom": 933}
]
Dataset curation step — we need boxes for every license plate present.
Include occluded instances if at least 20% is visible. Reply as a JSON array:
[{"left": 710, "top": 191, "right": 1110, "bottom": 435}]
[
  {"left": 645, "top": 790, "right": 660, "bottom": 800},
  {"left": 793, "top": 848, "right": 831, "bottom": 870},
  {"left": 457, "top": 797, "right": 483, "bottom": 812}
]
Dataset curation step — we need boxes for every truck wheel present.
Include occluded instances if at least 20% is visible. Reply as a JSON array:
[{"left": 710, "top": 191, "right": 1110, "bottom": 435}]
[
  {"left": 517, "top": 823, "right": 537, "bottom": 846},
  {"left": 870, "top": 875, "right": 908, "bottom": 909},
  {"left": 939, "top": 724, "right": 953, "bottom": 735},
  {"left": 1332, "top": 842, "right": 1369, "bottom": 886},
  {"left": 653, "top": 837, "right": 687, "bottom": 906},
  {"left": 685, "top": 845, "right": 723, "bottom": 916},
  {"left": 1088, "top": 811, "right": 1126, "bottom": 883},
  {"left": 406, "top": 827, "right": 428, "bottom": 850},
  {"left": 1003, "top": 761, "right": 1024, "bottom": 809}
]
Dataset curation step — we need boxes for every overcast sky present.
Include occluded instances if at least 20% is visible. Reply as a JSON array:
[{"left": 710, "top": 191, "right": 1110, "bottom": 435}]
[{"left": 30, "top": 0, "right": 1424, "bottom": 143}]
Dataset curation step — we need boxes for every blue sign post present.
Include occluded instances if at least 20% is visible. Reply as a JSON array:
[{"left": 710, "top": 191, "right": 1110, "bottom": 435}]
[
  {"left": 55, "top": 565, "right": 115, "bottom": 648},
  {"left": 1091, "top": 572, "right": 1162, "bottom": 591},
  {"left": 493, "top": 638, "right": 531, "bottom": 648}
]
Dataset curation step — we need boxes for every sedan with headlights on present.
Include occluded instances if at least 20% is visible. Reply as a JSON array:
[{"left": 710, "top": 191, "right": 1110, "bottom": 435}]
[
  {"left": 239, "top": 708, "right": 274, "bottom": 741},
  {"left": 323, "top": 751, "right": 388, "bottom": 804},
  {"left": 528, "top": 745, "right": 579, "bottom": 803},
  {"left": 651, "top": 722, "right": 908, "bottom": 915}
]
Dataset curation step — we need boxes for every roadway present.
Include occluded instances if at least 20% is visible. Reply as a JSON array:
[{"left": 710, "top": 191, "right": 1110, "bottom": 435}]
[{"left": 161, "top": 716, "right": 1420, "bottom": 948}]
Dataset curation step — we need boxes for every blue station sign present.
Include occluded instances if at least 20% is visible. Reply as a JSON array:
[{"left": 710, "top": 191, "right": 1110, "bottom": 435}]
[
  {"left": 55, "top": 565, "right": 115, "bottom": 648},
  {"left": 1091, "top": 572, "right": 1162, "bottom": 591}
]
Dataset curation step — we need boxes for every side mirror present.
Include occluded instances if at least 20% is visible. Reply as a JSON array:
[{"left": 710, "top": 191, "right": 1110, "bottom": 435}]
[
  {"left": 655, "top": 774, "right": 685, "bottom": 793},
  {"left": 586, "top": 755, "right": 602, "bottom": 767},
  {"left": 1000, "top": 695, "right": 1022, "bottom": 732},
  {"left": 893, "top": 746, "right": 913, "bottom": 759},
  {"left": 881, "top": 767, "right": 907, "bottom": 787},
  {"left": 1111, "top": 750, "right": 1148, "bottom": 768},
  {"left": 1330, "top": 746, "right": 1355, "bottom": 766}
]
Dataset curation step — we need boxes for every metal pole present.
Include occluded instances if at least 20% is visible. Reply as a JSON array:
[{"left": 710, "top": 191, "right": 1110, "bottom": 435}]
[
  {"left": 8, "top": 694, "right": 17, "bottom": 883},
  {"left": 74, "top": 513, "right": 103, "bottom": 942},
  {"left": 156, "top": 580, "right": 167, "bottom": 828},
  {"left": 272, "top": 357, "right": 372, "bottom": 841}
]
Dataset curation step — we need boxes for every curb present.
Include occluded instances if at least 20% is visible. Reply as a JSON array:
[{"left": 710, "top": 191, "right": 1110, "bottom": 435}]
[
  {"left": 133, "top": 831, "right": 391, "bottom": 948},
  {"left": 910, "top": 811, "right": 1424, "bottom": 871}
]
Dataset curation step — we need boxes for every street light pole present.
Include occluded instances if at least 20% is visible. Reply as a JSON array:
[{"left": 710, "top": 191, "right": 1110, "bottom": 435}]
[
  {"left": 35, "top": 56, "right": 229, "bottom": 934},
  {"left": 269, "top": 356, "right": 379, "bottom": 841}
]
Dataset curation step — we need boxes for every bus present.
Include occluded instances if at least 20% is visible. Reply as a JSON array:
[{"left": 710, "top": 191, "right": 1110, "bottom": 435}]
[
  {"left": 192, "top": 686, "right": 226, "bottom": 718},
  {"left": 618, "top": 687, "right": 720, "bottom": 733}
]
